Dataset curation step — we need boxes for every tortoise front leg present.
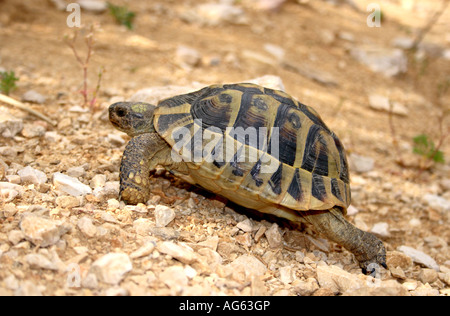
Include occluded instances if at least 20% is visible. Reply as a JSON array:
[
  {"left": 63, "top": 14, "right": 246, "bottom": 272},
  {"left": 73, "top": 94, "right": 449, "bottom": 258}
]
[
  {"left": 119, "top": 133, "right": 170, "bottom": 204},
  {"left": 300, "top": 207, "right": 387, "bottom": 274}
]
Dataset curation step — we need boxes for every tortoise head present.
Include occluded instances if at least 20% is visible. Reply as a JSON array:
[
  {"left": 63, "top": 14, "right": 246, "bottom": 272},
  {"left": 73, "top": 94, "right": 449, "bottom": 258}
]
[{"left": 109, "top": 102, "right": 156, "bottom": 136}]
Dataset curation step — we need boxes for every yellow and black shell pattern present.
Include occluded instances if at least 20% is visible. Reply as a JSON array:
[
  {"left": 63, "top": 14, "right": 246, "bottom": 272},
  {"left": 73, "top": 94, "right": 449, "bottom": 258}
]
[{"left": 153, "top": 83, "right": 350, "bottom": 213}]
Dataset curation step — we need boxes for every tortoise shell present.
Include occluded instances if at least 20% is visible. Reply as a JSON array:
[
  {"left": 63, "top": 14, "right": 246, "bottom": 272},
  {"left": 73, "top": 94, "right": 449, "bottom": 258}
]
[{"left": 153, "top": 83, "right": 350, "bottom": 215}]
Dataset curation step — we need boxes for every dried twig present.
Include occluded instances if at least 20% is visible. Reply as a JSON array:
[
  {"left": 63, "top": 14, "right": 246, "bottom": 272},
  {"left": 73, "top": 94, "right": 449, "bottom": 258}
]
[
  {"left": 0, "top": 93, "right": 56, "bottom": 126},
  {"left": 64, "top": 24, "right": 102, "bottom": 110}
]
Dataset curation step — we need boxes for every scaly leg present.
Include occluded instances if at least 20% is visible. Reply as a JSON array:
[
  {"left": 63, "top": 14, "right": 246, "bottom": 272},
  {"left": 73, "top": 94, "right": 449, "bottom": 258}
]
[
  {"left": 119, "top": 133, "right": 170, "bottom": 204},
  {"left": 119, "top": 133, "right": 193, "bottom": 204},
  {"left": 300, "top": 207, "right": 387, "bottom": 274}
]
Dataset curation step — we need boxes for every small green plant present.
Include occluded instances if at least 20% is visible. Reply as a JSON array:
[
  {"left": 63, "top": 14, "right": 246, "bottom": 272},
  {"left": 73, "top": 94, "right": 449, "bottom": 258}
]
[
  {"left": 0, "top": 71, "right": 19, "bottom": 95},
  {"left": 412, "top": 134, "right": 445, "bottom": 164},
  {"left": 107, "top": 2, "right": 136, "bottom": 30}
]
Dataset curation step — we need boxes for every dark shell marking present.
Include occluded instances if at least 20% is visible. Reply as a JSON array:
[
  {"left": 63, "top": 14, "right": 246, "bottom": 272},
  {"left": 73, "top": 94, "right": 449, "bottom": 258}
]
[{"left": 153, "top": 83, "right": 350, "bottom": 211}]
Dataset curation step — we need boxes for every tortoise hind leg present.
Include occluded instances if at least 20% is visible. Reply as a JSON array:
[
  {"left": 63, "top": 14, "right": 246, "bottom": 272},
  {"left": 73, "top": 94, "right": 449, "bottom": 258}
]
[{"left": 300, "top": 207, "right": 387, "bottom": 274}]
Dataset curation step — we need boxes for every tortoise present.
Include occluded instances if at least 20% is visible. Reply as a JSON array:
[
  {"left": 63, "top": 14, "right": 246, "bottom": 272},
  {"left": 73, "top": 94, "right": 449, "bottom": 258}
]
[{"left": 109, "top": 83, "right": 387, "bottom": 273}]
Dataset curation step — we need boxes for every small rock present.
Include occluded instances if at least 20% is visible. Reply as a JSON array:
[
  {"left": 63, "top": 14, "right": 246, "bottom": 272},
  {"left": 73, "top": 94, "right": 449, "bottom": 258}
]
[
  {"left": 22, "top": 90, "right": 46, "bottom": 104},
  {"left": 440, "top": 178, "right": 450, "bottom": 191},
  {"left": 2, "top": 203, "right": 17, "bottom": 217},
  {"left": 346, "top": 205, "right": 359, "bottom": 216},
  {"left": 0, "top": 158, "right": 7, "bottom": 179},
  {"left": 338, "top": 31, "right": 355, "bottom": 42},
  {"left": 316, "top": 265, "right": 364, "bottom": 295},
  {"left": 49, "top": 0, "right": 67, "bottom": 10},
  {"left": 77, "top": 0, "right": 107, "bottom": 13},
  {"left": 387, "top": 251, "right": 413, "bottom": 270},
  {"left": 236, "top": 218, "right": 253, "bottom": 233},
  {"left": 244, "top": 75, "right": 285, "bottom": 91},
  {"left": 44, "top": 131, "right": 61, "bottom": 143},
  {"left": 101, "top": 211, "right": 118, "bottom": 223},
  {"left": 254, "top": 225, "right": 266, "bottom": 242},
  {"left": 133, "top": 218, "right": 154, "bottom": 236},
  {"left": 418, "top": 268, "right": 438, "bottom": 284},
  {"left": 81, "top": 273, "right": 98, "bottom": 289},
  {"left": 370, "top": 222, "right": 390, "bottom": 237},
  {"left": 20, "top": 214, "right": 71, "bottom": 247},
  {"left": 389, "top": 266, "right": 406, "bottom": 279},
  {"left": 402, "top": 280, "right": 418, "bottom": 291},
  {"left": 197, "top": 235, "right": 219, "bottom": 251},
  {"left": 159, "top": 266, "right": 188, "bottom": 294},
  {"left": 235, "top": 233, "right": 252, "bottom": 248},
  {"left": 348, "top": 153, "right": 374, "bottom": 173},
  {"left": 422, "top": 194, "right": 450, "bottom": 212},
  {"left": 15, "top": 281, "right": 42, "bottom": 296},
  {"left": 263, "top": 43, "right": 285, "bottom": 62},
  {"left": 176, "top": 45, "right": 201, "bottom": 69},
  {"left": 107, "top": 133, "right": 125, "bottom": 146},
  {"left": 350, "top": 46, "right": 407, "bottom": 77},
  {"left": 25, "top": 253, "right": 58, "bottom": 270},
  {"left": 0, "top": 146, "right": 19, "bottom": 157},
  {"left": 197, "top": 247, "right": 223, "bottom": 272},
  {"left": 77, "top": 217, "right": 98, "bottom": 238},
  {"left": 279, "top": 266, "right": 295, "bottom": 285},
  {"left": 53, "top": 172, "right": 92, "bottom": 196},
  {"left": 157, "top": 241, "right": 197, "bottom": 264},
  {"left": 18, "top": 166, "right": 48, "bottom": 185},
  {"left": 187, "top": 3, "right": 247, "bottom": 26},
  {"left": 244, "top": 0, "right": 287, "bottom": 11},
  {"left": 368, "top": 94, "right": 408, "bottom": 116},
  {"left": 443, "top": 49, "right": 450, "bottom": 60},
  {"left": 90, "top": 253, "right": 133, "bottom": 285},
  {"left": 0, "top": 181, "right": 23, "bottom": 194},
  {"left": 130, "top": 242, "right": 156, "bottom": 259},
  {"left": 397, "top": 246, "right": 440, "bottom": 271},
  {"left": 411, "top": 283, "right": 439, "bottom": 296},
  {"left": 228, "top": 254, "right": 267, "bottom": 282},
  {"left": 154, "top": 205, "right": 176, "bottom": 227},
  {"left": 91, "top": 174, "right": 107, "bottom": 189},
  {"left": 93, "top": 181, "right": 119, "bottom": 201},
  {"left": 66, "top": 166, "right": 86, "bottom": 178},
  {"left": 391, "top": 37, "right": 415, "bottom": 50},
  {"left": 0, "top": 187, "right": 19, "bottom": 202},
  {"left": 8, "top": 230, "right": 25, "bottom": 245},
  {"left": 3, "top": 275, "right": 19, "bottom": 290},
  {"left": 293, "top": 277, "right": 319, "bottom": 296},
  {"left": 0, "top": 113, "right": 23, "bottom": 138},
  {"left": 21, "top": 123, "right": 46, "bottom": 138},
  {"left": 441, "top": 272, "right": 450, "bottom": 286},
  {"left": 56, "top": 195, "right": 80, "bottom": 208},
  {"left": 344, "top": 279, "right": 408, "bottom": 296},
  {"left": 107, "top": 198, "right": 121, "bottom": 210},
  {"left": 265, "top": 223, "right": 283, "bottom": 248}
]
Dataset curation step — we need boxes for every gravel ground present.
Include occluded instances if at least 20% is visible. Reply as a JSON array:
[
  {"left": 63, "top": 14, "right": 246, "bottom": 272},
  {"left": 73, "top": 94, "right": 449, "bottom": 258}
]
[{"left": 0, "top": 0, "right": 449, "bottom": 296}]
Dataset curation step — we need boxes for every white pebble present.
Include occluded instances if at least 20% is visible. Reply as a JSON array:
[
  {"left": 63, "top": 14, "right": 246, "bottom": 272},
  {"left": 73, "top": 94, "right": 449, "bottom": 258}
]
[
  {"left": 53, "top": 172, "right": 92, "bottom": 196},
  {"left": 18, "top": 166, "right": 47, "bottom": 185},
  {"left": 20, "top": 214, "right": 71, "bottom": 247},
  {"left": 154, "top": 205, "right": 176, "bottom": 227},
  {"left": 89, "top": 253, "right": 133, "bottom": 285}
]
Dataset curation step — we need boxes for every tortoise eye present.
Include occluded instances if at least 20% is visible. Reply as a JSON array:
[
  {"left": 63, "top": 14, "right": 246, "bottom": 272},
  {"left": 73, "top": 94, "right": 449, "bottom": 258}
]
[{"left": 116, "top": 108, "right": 127, "bottom": 117}]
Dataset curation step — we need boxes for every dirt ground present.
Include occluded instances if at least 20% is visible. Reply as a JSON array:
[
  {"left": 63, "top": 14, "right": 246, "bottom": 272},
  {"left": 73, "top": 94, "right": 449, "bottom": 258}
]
[{"left": 0, "top": 0, "right": 449, "bottom": 296}]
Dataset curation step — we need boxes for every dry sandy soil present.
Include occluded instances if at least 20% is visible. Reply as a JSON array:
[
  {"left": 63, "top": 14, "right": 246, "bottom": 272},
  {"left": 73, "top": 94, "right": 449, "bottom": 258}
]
[{"left": 0, "top": 0, "right": 449, "bottom": 296}]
